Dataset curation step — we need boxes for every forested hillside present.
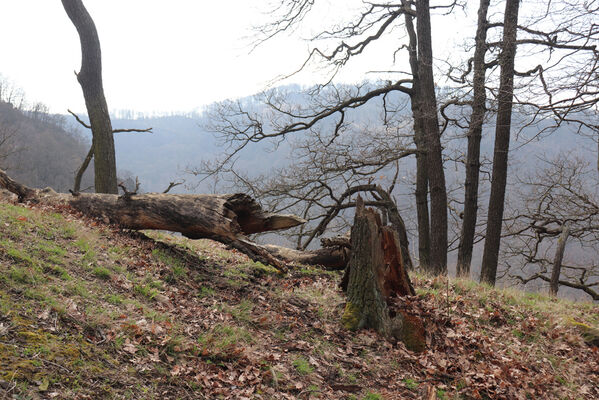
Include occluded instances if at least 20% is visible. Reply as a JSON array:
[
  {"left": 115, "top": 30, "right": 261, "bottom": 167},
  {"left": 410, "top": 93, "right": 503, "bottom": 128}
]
[{"left": 0, "top": 100, "right": 93, "bottom": 192}]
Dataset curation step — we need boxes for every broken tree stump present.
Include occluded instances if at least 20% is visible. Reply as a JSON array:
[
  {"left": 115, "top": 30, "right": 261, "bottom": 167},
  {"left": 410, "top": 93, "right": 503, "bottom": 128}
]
[{"left": 341, "top": 195, "right": 423, "bottom": 350}]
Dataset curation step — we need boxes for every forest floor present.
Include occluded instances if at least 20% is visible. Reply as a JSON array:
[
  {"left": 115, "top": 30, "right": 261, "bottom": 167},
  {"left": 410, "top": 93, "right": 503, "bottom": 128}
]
[{"left": 0, "top": 200, "right": 598, "bottom": 399}]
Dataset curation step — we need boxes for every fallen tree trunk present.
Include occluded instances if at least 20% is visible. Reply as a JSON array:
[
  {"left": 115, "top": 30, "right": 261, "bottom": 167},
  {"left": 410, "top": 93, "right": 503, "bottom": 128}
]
[
  {"left": 262, "top": 244, "right": 349, "bottom": 270},
  {"left": 0, "top": 169, "right": 305, "bottom": 269}
]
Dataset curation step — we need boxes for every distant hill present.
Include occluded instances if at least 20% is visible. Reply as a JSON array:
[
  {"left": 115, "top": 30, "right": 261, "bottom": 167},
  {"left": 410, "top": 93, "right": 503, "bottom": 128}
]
[
  {"left": 106, "top": 87, "right": 595, "bottom": 196},
  {"left": 0, "top": 101, "right": 93, "bottom": 192}
]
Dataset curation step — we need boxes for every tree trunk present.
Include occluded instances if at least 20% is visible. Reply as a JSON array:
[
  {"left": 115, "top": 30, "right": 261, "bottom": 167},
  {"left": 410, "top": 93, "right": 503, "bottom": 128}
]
[
  {"left": 416, "top": 0, "right": 448, "bottom": 275},
  {"left": 0, "top": 169, "right": 306, "bottom": 270},
  {"left": 62, "top": 0, "right": 117, "bottom": 194},
  {"left": 341, "top": 196, "right": 417, "bottom": 344},
  {"left": 480, "top": 0, "right": 520, "bottom": 286},
  {"left": 73, "top": 144, "right": 94, "bottom": 193},
  {"left": 549, "top": 223, "right": 570, "bottom": 297},
  {"left": 404, "top": 2, "right": 431, "bottom": 270},
  {"left": 456, "top": 0, "right": 491, "bottom": 278},
  {"left": 262, "top": 244, "right": 349, "bottom": 270},
  {"left": 372, "top": 185, "right": 415, "bottom": 271}
]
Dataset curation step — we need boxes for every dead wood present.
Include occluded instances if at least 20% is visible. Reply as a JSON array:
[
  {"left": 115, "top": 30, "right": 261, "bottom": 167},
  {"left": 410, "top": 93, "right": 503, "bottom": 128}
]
[
  {"left": 0, "top": 169, "right": 304, "bottom": 270},
  {"left": 341, "top": 195, "right": 422, "bottom": 350},
  {"left": 262, "top": 244, "right": 349, "bottom": 270}
]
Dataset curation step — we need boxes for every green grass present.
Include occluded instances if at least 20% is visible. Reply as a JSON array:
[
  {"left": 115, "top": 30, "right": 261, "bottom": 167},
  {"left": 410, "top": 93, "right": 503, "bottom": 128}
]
[
  {"left": 43, "top": 264, "right": 71, "bottom": 280},
  {"left": 197, "top": 324, "right": 253, "bottom": 361},
  {"left": 362, "top": 392, "right": 383, "bottom": 400},
  {"left": 105, "top": 294, "right": 124, "bottom": 305},
  {"left": 228, "top": 299, "right": 253, "bottom": 323},
  {"left": 65, "top": 281, "right": 91, "bottom": 298},
  {"left": 197, "top": 286, "right": 215, "bottom": 298},
  {"left": 92, "top": 266, "right": 112, "bottom": 280},
  {"left": 9, "top": 266, "right": 41, "bottom": 284},
  {"left": 403, "top": 377, "right": 419, "bottom": 390},
  {"left": 5, "top": 246, "right": 36, "bottom": 267},
  {"left": 134, "top": 284, "right": 158, "bottom": 300},
  {"left": 292, "top": 357, "right": 313, "bottom": 375}
]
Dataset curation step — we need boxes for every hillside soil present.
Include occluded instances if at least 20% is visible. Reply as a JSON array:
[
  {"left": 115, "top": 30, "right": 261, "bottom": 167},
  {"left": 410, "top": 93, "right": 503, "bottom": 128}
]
[{"left": 0, "top": 200, "right": 598, "bottom": 399}]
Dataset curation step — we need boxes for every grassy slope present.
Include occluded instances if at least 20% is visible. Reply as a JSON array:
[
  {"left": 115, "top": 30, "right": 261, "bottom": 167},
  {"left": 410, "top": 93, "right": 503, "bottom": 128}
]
[{"left": 0, "top": 201, "right": 597, "bottom": 400}]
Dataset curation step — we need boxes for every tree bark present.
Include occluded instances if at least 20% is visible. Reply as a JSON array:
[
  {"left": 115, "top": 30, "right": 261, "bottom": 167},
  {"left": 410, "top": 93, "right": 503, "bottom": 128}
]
[
  {"left": 62, "top": 0, "right": 117, "bottom": 194},
  {"left": 416, "top": 0, "right": 448, "bottom": 275},
  {"left": 370, "top": 185, "right": 415, "bottom": 271},
  {"left": 341, "top": 196, "right": 415, "bottom": 338},
  {"left": 0, "top": 169, "right": 36, "bottom": 202},
  {"left": 480, "top": 0, "right": 520, "bottom": 286},
  {"left": 262, "top": 244, "right": 349, "bottom": 270},
  {"left": 456, "top": 0, "right": 491, "bottom": 278},
  {"left": 73, "top": 144, "right": 94, "bottom": 193},
  {"left": 0, "top": 169, "right": 305, "bottom": 270},
  {"left": 404, "top": 2, "right": 431, "bottom": 270},
  {"left": 549, "top": 223, "right": 570, "bottom": 297}
]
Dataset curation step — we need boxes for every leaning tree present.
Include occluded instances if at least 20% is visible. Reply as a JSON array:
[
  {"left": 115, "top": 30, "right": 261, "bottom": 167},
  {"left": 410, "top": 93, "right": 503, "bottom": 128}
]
[{"left": 61, "top": 0, "right": 118, "bottom": 194}]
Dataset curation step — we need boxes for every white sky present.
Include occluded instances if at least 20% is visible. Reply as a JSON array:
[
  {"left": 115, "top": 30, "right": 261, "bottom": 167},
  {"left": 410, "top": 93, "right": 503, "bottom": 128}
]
[{"left": 0, "top": 1, "right": 475, "bottom": 114}]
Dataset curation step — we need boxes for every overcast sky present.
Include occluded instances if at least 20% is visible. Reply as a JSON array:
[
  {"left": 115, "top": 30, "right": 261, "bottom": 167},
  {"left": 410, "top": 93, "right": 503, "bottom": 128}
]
[{"left": 0, "top": 1, "right": 475, "bottom": 114}]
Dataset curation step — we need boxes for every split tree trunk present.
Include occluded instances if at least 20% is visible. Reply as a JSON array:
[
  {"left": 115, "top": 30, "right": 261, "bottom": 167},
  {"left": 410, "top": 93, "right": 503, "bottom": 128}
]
[
  {"left": 341, "top": 196, "right": 422, "bottom": 350},
  {"left": 62, "top": 0, "right": 118, "bottom": 194}
]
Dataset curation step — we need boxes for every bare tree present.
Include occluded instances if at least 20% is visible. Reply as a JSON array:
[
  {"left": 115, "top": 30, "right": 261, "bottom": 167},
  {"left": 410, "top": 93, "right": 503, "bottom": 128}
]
[
  {"left": 505, "top": 155, "right": 599, "bottom": 301},
  {"left": 0, "top": 117, "right": 19, "bottom": 169},
  {"left": 0, "top": 76, "right": 26, "bottom": 110},
  {"left": 199, "top": 96, "right": 416, "bottom": 269},
  {"left": 201, "top": 1, "right": 461, "bottom": 274},
  {"left": 477, "top": 0, "right": 598, "bottom": 285},
  {"left": 61, "top": 0, "right": 118, "bottom": 194},
  {"left": 549, "top": 222, "right": 570, "bottom": 297},
  {"left": 66, "top": 109, "right": 151, "bottom": 193},
  {"left": 455, "top": 0, "right": 491, "bottom": 278},
  {"left": 479, "top": 0, "right": 520, "bottom": 286},
  {"left": 432, "top": 0, "right": 597, "bottom": 285}
]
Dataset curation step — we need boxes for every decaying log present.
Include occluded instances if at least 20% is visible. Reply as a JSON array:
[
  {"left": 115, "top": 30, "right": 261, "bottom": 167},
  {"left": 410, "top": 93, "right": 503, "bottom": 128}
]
[
  {"left": 262, "top": 244, "right": 349, "bottom": 270},
  {"left": 0, "top": 169, "right": 357, "bottom": 271},
  {"left": 341, "top": 196, "right": 423, "bottom": 351},
  {"left": 320, "top": 234, "right": 351, "bottom": 250},
  {"left": 0, "top": 170, "right": 37, "bottom": 202},
  {"left": 0, "top": 169, "right": 304, "bottom": 270}
]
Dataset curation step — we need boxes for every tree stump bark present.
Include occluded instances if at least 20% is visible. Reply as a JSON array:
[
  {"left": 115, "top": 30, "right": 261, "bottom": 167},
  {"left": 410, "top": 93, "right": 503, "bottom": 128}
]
[{"left": 341, "top": 196, "right": 423, "bottom": 350}]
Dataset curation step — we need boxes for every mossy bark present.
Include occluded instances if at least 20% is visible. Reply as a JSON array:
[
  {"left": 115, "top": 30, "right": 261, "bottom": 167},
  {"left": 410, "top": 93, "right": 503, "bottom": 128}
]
[
  {"left": 342, "top": 196, "right": 416, "bottom": 338},
  {"left": 342, "top": 196, "right": 424, "bottom": 351}
]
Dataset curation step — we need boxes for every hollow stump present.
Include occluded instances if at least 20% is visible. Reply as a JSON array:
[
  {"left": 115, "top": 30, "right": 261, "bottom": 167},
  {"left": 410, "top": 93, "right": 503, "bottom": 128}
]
[{"left": 341, "top": 196, "right": 424, "bottom": 351}]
